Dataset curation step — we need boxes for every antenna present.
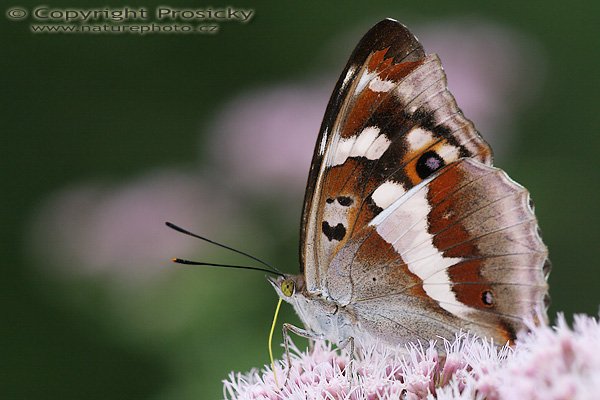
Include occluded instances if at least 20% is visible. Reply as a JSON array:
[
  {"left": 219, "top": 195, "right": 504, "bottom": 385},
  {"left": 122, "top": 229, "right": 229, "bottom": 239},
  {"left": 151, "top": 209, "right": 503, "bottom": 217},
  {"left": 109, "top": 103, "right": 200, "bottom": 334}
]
[
  {"left": 171, "top": 258, "right": 284, "bottom": 277},
  {"left": 165, "top": 222, "right": 284, "bottom": 276}
]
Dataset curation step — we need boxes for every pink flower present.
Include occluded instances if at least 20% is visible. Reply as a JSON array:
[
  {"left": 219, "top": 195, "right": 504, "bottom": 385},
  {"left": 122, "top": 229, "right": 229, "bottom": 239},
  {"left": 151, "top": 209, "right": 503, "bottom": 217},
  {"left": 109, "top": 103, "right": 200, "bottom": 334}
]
[
  {"left": 27, "top": 168, "right": 239, "bottom": 284},
  {"left": 208, "top": 80, "right": 332, "bottom": 196},
  {"left": 224, "top": 314, "right": 600, "bottom": 400},
  {"left": 479, "top": 314, "right": 600, "bottom": 399}
]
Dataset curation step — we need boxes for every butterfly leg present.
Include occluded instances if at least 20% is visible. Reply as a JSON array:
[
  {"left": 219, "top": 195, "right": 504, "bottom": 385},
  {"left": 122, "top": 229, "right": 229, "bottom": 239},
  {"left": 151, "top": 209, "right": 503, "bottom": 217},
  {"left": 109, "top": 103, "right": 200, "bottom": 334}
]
[
  {"left": 282, "top": 323, "right": 325, "bottom": 382},
  {"left": 337, "top": 336, "right": 355, "bottom": 383}
]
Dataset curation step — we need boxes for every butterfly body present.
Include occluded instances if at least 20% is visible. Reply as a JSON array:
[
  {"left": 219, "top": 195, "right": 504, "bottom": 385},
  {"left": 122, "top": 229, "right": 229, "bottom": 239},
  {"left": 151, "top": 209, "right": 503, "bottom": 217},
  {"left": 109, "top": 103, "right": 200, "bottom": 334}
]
[
  {"left": 271, "top": 276, "right": 360, "bottom": 345},
  {"left": 273, "top": 19, "right": 549, "bottom": 348}
]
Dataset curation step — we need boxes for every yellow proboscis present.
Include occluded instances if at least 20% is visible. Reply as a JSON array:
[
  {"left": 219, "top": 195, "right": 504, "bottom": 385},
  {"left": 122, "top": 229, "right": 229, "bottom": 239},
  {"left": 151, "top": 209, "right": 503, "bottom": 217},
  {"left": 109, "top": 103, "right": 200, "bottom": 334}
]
[{"left": 269, "top": 297, "right": 283, "bottom": 388}]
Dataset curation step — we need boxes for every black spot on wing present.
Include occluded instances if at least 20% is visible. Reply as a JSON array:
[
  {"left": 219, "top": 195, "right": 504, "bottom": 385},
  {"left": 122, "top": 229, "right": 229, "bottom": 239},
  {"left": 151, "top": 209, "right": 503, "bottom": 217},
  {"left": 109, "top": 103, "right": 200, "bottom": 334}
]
[
  {"left": 322, "top": 221, "right": 346, "bottom": 241},
  {"left": 337, "top": 196, "right": 354, "bottom": 206},
  {"left": 416, "top": 151, "right": 445, "bottom": 179},
  {"left": 482, "top": 290, "right": 494, "bottom": 306}
]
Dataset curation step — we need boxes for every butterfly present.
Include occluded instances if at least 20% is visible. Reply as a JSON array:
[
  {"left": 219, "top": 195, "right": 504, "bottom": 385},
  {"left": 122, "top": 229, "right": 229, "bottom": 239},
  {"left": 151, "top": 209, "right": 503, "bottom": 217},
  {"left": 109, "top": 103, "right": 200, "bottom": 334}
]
[{"left": 268, "top": 18, "right": 550, "bottom": 349}]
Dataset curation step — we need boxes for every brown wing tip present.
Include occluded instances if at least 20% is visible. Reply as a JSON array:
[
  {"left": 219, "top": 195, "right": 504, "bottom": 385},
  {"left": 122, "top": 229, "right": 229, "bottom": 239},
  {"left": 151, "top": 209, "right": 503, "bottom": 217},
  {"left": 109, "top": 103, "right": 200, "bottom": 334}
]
[{"left": 353, "top": 18, "right": 425, "bottom": 64}]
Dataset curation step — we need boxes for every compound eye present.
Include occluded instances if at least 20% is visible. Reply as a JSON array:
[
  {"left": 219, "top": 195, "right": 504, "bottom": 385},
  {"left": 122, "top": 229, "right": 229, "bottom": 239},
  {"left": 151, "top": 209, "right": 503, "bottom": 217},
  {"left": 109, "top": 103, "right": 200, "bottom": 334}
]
[{"left": 280, "top": 279, "right": 295, "bottom": 297}]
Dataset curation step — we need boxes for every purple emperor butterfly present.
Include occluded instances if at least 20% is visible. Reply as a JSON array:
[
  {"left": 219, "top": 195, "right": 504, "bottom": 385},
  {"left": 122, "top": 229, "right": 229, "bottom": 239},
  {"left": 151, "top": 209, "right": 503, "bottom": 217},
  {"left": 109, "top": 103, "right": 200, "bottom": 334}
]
[{"left": 268, "top": 18, "right": 550, "bottom": 349}]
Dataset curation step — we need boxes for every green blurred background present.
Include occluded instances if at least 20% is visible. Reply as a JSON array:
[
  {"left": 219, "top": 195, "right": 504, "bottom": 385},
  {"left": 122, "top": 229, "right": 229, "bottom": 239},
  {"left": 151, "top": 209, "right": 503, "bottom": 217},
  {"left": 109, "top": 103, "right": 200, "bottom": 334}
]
[{"left": 2, "top": 0, "right": 599, "bottom": 398}]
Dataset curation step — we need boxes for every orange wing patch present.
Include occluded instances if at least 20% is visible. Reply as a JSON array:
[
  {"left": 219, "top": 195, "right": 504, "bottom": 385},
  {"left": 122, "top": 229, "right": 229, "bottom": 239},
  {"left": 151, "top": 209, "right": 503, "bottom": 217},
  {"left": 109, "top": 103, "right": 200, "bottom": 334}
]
[{"left": 339, "top": 50, "right": 424, "bottom": 139}]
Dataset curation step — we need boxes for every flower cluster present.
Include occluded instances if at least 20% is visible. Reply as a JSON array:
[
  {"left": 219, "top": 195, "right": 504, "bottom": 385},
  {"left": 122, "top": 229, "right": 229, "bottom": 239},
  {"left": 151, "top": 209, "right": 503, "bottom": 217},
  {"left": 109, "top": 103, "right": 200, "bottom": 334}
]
[{"left": 224, "top": 314, "right": 600, "bottom": 400}]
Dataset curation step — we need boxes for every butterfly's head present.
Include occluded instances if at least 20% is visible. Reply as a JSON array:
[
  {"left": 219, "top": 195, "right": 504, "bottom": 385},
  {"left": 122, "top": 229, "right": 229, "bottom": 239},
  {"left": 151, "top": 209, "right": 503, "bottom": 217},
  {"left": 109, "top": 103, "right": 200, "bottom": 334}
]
[{"left": 268, "top": 274, "right": 304, "bottom": 302}]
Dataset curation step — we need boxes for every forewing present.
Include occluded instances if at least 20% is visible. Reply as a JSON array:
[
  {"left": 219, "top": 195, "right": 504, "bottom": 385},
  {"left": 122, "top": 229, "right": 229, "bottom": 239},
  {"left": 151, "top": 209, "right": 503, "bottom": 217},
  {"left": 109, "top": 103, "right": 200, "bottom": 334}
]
[{"left": 301, "top": 19, "right": 492, "bottom": 291}]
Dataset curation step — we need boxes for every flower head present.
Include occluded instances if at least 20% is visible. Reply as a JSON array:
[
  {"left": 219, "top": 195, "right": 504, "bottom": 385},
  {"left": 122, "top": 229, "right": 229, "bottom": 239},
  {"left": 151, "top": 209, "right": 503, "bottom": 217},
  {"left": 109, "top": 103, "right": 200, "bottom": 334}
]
[{"left": 224, "top": 314, "right": 600, "bottom": 400}]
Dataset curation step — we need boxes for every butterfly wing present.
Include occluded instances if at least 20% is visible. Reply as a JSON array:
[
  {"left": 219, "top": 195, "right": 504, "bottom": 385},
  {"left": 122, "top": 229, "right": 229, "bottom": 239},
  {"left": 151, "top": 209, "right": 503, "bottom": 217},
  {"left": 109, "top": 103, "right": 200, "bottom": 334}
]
[
  {"left": 301, "top": 19, "right": 492, "bottom": 292},
  {"left": 326, "top": 159, "right": 549, "bottom": 344}
]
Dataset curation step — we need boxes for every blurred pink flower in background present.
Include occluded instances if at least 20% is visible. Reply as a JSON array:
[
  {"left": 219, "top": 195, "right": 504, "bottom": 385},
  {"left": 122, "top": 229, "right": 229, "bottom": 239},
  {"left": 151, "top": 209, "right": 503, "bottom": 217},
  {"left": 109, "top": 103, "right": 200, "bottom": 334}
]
[
  {"left": 28, "top": 168, "right": 238, "bottom": 283},
  {"left": 224, "top": 314, "right": 600, "bottom": 400},
  {"left": 418, "top": 19, "right": 545, "bottom": 158},
  {"left": 208, "top": 80, "right": 333, "bottom": 196}
]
